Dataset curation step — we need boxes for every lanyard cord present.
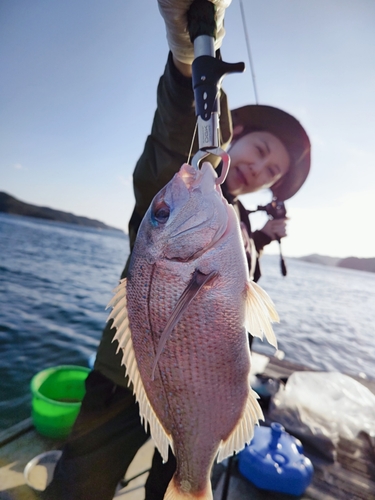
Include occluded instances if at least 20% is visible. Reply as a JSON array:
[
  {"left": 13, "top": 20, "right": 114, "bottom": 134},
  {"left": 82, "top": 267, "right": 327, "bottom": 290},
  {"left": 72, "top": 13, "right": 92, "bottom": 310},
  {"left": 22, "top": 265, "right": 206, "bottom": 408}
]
[
  {"left": 187, "top": 120, "right": 198, "bottom": 165},
  {"left": 239, "top": 0, "right": 259, "bottom": 104}
]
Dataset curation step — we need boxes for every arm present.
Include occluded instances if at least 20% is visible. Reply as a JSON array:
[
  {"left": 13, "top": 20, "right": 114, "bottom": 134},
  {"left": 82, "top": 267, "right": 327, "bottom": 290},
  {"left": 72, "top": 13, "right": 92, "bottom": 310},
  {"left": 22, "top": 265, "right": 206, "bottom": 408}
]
[
  {"left": 256, "top": 218, "right": 288, "bottom": 250},
  {"left": 251, "top": 220, "right": 287, "bottom": 281}
]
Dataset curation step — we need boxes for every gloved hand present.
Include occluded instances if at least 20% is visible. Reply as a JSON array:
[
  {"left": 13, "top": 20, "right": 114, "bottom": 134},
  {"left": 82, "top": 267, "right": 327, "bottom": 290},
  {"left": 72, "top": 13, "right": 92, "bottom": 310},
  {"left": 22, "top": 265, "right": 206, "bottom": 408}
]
[
  {"left": 261, "top": 219, "right": 288, "bottom": 241},
  {"left": 158, "top": 0, "right": 232, "bottom": 64}
]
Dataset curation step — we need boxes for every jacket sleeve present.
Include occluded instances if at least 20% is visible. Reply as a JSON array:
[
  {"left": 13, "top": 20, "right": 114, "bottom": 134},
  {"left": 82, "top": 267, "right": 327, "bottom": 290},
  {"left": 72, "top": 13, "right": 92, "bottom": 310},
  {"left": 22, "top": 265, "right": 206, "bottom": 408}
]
[
  {"left": 251, "top": 230, "right": 272, "bottom": 282},
  {"left": 127, "top": 52, "right": 232, "bottom": 256},
  {"left": 253, "top": 230, "right": 272, "bottom": 253}
]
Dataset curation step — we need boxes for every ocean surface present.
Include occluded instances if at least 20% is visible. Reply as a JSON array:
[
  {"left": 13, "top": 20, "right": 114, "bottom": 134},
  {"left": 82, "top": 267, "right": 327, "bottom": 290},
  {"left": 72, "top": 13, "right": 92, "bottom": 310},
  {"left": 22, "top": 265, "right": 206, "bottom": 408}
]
[{"left": 1, "top": 212, "right": 375, "bottom": 431}]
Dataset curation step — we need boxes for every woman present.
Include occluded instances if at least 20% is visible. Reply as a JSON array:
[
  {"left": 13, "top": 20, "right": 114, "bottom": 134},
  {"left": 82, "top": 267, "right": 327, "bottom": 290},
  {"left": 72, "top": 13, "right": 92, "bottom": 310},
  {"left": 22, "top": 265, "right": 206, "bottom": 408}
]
[
  {"left": 222, "top": 101, "right": 310, "bottom": 281},
  {"left": 45, "top": 3, "right": 310, "bottom": 499}
]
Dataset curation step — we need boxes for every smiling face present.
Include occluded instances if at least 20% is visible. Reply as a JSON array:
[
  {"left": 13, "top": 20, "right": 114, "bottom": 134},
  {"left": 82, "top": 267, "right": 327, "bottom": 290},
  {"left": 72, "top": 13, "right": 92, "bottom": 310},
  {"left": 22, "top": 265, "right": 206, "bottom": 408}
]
[{"left": 225, "top": 131, "right": 290, "bottom": 197}]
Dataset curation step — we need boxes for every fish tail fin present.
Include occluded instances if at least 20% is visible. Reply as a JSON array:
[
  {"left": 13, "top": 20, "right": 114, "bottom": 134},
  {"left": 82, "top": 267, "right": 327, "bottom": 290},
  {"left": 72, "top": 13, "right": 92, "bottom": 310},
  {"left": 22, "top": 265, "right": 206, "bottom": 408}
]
[{"left": 164, "top": 477, "right": 213, "bottom": 500}]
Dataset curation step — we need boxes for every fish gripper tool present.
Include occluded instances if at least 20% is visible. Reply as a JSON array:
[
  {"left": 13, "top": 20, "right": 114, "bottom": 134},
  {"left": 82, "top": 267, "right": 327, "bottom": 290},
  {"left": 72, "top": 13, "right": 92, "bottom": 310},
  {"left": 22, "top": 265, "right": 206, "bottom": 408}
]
[{"left": 188, "top": 0, "right": 245, "bottom": 178}]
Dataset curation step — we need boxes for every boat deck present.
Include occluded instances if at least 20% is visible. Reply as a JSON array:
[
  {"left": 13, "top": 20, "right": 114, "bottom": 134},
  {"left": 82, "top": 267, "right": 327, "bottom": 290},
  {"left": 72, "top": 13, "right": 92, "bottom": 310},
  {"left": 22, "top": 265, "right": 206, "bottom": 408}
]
[{"left": 1, "top": 355, "right": 375, "bottom": 500}]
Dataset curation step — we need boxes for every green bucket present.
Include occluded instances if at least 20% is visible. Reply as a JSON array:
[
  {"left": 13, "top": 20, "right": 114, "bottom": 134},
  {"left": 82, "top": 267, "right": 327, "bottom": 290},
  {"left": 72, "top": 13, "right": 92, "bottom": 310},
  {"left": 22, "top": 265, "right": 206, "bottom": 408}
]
[{"left": 30, "top": 365, "right": 90, "bottom": 439}]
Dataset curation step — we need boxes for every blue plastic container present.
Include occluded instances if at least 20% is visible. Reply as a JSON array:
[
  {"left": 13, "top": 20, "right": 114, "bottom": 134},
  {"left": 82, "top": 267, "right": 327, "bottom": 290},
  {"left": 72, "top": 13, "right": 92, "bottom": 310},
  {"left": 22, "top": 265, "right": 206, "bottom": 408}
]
[{"left": 237, "top": 422, "right": 314, "bottom": 496}]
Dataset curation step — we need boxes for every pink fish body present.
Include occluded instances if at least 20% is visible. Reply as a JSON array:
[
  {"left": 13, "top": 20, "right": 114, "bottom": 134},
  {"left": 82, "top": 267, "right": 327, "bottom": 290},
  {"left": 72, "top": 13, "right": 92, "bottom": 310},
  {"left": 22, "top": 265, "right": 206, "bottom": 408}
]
[{"left": 108, "top": 162, "right": 278, "bottom": 499}]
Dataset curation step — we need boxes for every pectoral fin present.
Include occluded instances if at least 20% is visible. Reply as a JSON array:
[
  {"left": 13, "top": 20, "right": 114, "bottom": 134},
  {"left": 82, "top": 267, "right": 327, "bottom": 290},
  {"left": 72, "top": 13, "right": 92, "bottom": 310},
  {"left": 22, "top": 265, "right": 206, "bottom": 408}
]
[
  {"left": 151, "top": 269, "right": 218, "bottom": 380},
  {"left": 244, "top": 280, "right": 279, "bottom": 348}
]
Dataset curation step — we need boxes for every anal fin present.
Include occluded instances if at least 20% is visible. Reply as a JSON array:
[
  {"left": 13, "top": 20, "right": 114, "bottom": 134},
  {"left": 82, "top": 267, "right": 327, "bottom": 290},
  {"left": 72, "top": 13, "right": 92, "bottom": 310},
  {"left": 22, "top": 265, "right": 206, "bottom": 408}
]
[{"left": 217, "top": 386, "right": 263, "bottom": 463}]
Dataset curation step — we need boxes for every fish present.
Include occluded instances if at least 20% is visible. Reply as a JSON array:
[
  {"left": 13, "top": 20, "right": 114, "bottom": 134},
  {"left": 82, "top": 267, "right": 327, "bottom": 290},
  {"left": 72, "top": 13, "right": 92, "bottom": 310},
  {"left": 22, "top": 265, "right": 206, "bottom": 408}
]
[{"left": 107, "top": 162, "right": 278, "bottom": 500}]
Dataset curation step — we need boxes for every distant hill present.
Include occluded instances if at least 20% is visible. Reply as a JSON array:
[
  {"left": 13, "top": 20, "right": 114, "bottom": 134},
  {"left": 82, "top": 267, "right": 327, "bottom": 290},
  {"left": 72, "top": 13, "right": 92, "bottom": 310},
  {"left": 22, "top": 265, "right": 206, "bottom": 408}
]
[
  {"left": 0, "top": 192, "right": 123, "bottom": 232},
  {"left": 296, "top": 253, "right": 375, "bottom": 274},
  {"left": 338, "top": 257, "right": 375, "bottom": 273},
  {"left": 296, "top": 253, "right": 341, "bottom": 267}
]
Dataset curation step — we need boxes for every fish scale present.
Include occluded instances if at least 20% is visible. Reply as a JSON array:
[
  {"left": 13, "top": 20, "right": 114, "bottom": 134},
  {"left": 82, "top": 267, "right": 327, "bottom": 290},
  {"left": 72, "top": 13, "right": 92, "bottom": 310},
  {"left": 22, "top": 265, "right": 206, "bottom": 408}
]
[{"left": 108, "top": 162, "right": 278, "bottom": 499}]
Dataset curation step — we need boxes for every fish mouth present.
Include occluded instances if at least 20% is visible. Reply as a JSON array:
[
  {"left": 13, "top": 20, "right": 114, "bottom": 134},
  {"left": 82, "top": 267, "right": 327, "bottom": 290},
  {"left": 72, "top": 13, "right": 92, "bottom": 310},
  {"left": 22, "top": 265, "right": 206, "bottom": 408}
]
[{"left": 178, "top": 162, "right": 218, "bottom": 191}]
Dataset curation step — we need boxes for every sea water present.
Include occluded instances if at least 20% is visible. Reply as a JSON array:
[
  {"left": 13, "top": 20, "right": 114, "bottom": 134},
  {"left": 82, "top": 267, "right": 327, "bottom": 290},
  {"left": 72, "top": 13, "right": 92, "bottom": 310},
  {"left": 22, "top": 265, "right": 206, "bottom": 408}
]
[{"left": 1, "top": 213, "right": 375, "bottom": 431}]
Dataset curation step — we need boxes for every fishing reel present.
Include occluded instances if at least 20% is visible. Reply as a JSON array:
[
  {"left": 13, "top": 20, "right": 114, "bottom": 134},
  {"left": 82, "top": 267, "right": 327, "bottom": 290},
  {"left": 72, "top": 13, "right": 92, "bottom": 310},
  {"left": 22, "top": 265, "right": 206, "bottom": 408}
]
[
  {"left": 252, "top": 199, "right": 288, "bottom": 277},
  {"left": 257, "top": 200, "right": 287, "bottom": 221}
]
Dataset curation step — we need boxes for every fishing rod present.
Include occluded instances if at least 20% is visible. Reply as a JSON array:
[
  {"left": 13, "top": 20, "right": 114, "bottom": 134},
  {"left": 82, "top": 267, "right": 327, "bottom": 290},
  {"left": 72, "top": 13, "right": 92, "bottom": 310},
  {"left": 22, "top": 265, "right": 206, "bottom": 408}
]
[
  {"left": 238, "top": 0, "right": 288, "bottom": 277},
  {"left": 249, "top": 200, "right": 288, "bottom": 277},
  {"left": 119, "top": 467, "right": 151, "bottom": 490},
  {"left": 239, "top": 0, "right": 259, "bottom": 104}
]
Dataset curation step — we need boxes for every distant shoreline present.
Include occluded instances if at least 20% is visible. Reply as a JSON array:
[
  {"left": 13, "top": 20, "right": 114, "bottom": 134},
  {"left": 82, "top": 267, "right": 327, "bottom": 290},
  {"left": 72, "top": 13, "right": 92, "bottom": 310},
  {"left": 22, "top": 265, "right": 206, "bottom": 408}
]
[
  {"left": 1, "top": 192, "right": 373, "bottom": 273},
  {"left": 295, "top": 253, "right": 375, "bottom": 274},
  {"left": 0, "top": 192, "right": 123, "bottom": 233}
]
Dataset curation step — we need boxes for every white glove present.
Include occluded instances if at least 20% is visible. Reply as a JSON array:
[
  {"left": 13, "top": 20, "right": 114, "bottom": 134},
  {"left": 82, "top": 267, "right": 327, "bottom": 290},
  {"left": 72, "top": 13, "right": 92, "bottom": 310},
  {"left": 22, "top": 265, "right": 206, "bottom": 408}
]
[{"left": 158, "top": 0, "right": 232, "bottom": 65}]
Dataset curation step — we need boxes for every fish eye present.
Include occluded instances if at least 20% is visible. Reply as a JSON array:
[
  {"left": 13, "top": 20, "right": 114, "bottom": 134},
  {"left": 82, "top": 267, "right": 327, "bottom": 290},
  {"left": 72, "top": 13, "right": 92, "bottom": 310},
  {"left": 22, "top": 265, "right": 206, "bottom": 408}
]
[{"left": 152, "top": 201, "right": 170, "bottom": 225}]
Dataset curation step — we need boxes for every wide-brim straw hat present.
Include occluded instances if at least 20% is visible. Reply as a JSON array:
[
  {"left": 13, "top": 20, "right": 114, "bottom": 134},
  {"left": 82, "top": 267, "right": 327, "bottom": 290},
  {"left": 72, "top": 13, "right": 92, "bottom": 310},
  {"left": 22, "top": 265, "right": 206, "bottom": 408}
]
[{"left": 231, "top": 105, "right": 311, "bottom": 201}]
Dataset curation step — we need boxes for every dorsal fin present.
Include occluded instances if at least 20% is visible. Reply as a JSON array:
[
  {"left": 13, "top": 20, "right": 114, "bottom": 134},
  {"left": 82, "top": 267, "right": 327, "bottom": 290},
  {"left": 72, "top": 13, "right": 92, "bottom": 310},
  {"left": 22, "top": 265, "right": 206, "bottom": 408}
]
[{"left": 107, "top": 279, "right": 173, "bottom": 462}]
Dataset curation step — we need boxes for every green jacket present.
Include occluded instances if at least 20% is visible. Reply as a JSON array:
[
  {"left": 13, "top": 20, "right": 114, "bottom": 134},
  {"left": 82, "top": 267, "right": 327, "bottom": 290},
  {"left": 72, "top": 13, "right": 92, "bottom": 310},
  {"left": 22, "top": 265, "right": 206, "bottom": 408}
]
[{"left": 95, "top": 53, "right": 270, "bottom": 387}]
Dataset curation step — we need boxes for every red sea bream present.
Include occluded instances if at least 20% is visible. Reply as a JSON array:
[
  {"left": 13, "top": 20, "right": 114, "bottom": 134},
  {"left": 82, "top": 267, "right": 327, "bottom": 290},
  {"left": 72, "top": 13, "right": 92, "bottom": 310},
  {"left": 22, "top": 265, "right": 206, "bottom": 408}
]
[{"left": 107, "top": 162, "right": 278, "bottom": 499}]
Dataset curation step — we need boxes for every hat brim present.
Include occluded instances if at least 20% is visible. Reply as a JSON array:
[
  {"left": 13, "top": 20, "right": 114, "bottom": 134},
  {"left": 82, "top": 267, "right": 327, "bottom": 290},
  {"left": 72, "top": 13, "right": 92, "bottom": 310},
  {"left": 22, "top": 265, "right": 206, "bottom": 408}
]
[{"left": 231, "top": 105, "right": 311, "bottom": 201}]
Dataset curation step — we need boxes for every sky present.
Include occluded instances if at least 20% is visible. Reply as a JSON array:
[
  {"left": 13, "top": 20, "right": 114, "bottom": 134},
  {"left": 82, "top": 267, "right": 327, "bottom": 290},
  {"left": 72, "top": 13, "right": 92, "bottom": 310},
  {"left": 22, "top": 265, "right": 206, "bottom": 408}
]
[{"left": 1, "top": 0, "right": 375, "bottom": 258}]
